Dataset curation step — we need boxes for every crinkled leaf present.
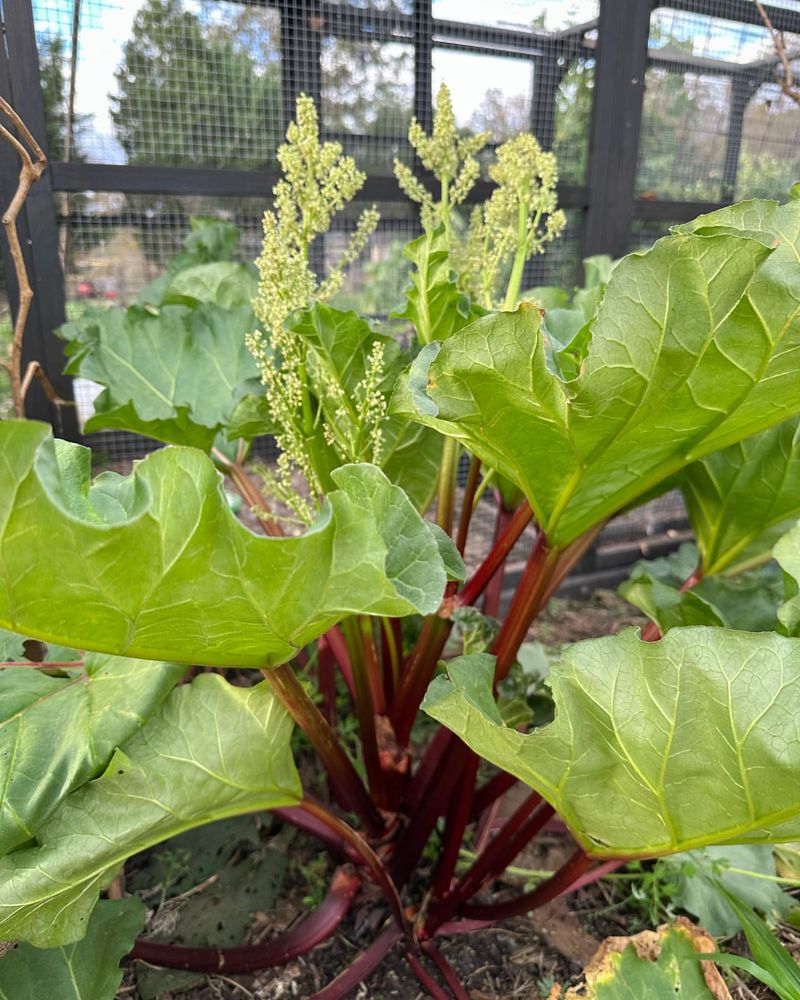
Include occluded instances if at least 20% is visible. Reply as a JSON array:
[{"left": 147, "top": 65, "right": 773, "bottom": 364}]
[
  {"left": 59, "top": 303, "right": 263, "bottom": 450},
  {"left": 661, "top": 846, "right": 791, "bottom": 937},
  {"left": 621, "top": 570, "right": 725, "bottom": 632},
  {"left": 395, "top": 200, "right": 800, "bottom": 547},
  {"left": 427, "top": 522, "right": 466, "bottom": 582},
  {"left": 423, "top": 627, "right": 800, "bottom": 857},
  {"left": 559, "top": 920, "right": 729, "bottom": 999},
  {"left": 137, "top": 218, "right": 241, "bottom": 306},
  {"left": 293, "top": 303, "right": 442, "bottom": 510},
  {"left": 775, "top": 521, "right": 800, "bottom": 636},
  {"left": 160, "top": 261, "right": 257, "bottom": 308},
  {"left": 0, "top": 422, "right": 449, "bottom": 666},
  {"left": 0, "top": 898, "right": 145, "bottom": 1000},
  {"left": 393, "top": 224, "right": 480, "bottom": 344},
  {"left": 620, "top": 546, "right": 784, "bottom": 634},
  {"left": 0, "top": 673, "right": 300, "bottom": 947},
  {"left": 680, "top": 417, "right": 800, "bottom": 576},
  {"left": 225, "top": 393, "right": 276, "bottom": 441},
  {"left": 0, "top": 654, "right": 183, "bottom": 852}
]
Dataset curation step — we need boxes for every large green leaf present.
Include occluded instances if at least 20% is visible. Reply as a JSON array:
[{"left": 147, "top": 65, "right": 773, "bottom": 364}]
[
  {"left": 292, "top": 303, "right": 442, "bottom": 511},
  {"left": 0, "top": 673, "right": 300, "bottom": 947},
  {"left": 59, "top": 302, "right": 263, "bottom": 451},
  {"left": 394, "top": 199, "right": 800, "bottom": 547},
  {"left": 160, "top": 261, "right": 257, "bottom": 309},
  {"left": 423, "top": 628, "right": 800, "bottom": 858},
  {"left": 393, "top": 225, "right": 479, "bottom": 344},
  {"left": 0, "top": 655, "right": 183, "bottom": 852},
  {"left": 0, "top": 422, "right": 452, "bottom": 666},
  {"left": 620, "top": 545, "right": 784, "bottom": 634},
  {"left": 680, "top": 417, "right": 800, "bottom": 576},
  {"left": 0, "top": 898, "right": 145, "bottom": 1000}
]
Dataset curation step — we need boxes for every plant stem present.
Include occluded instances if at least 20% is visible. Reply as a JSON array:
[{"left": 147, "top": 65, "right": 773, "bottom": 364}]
[
  {"left": 310, "top": 925, "right": 402, "bottom": 1000},
  {"left": 380, "top": 617, "right": 401, "bottom": 700},
  {"left": 263, "top": 664, "right": 383, "bottom": 836},
  {"left": 273, "top": 803, "right": 355, "bottom": 861},
  {"left": 472, "top": 769, "right": 518, "bottom": 818},
  {"left": 492, "top": 525, "right": 601, "bottom": 682},
  {"left": 390, "top": 737, "right": 473, "bottom": 887},
  {"left": 423, "top": 942, "right": 472, "bottom": 1000},
  {"left": 131, "top": 866, "right": 361, "bottom": 972},
  {"left": 390, "top": 614, "right": 451, "bottom": 746},
  {"left": 491, "top": 531, "right": 551, "bottom": 681},
  {"left": 456, "top": 500, "right": 532, "bottom": 608},
  {"left": 482, "top": 503, "right": 514, "bottom": 618},
  {"left": 503, "top": 197, "right": 530, "bottom": 310},
  {"left": 454, "top": 847, "right": 593, "bottom": 924},
  {"left": 212, "top": 450, "right": 283, "bottom": 537},
  {"left": 436, "top": 438, "right": 459, "bottom": 534},
  {"left": 405, "top": 951, "right": 452, "bottom": 1000},
  {"left": 432, "top": 754, "right": 480, "bottom": 896},
  {"left": 325, "top": 624, "right": 355, "bottom": 698},
  {"left": 455, "top": 453, "right": 482, "bottom": 555},
  {"left": 426, "top": 792, "right": 553, "bottom": 933},
  {"left": 341, "top": 616, "right": 386, "bottom": 807},
  {"left": 299, "top": 798, "right": 409, "bottom": 936}
]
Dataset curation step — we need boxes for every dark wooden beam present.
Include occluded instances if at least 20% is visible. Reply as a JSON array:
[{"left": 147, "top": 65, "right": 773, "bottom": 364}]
[{"left": 583, "top": 0, "right": 653, "bottom": 259}]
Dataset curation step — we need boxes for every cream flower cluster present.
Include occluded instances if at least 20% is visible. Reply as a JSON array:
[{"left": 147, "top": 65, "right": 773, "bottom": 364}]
[
  {"left": 248, "top": 94, "right": 385, "bottom": 521},
  {"left": 394, "top": 83, "right": 489, "bottom": 232},
  {"left": 464, "top": 133, "right": 566, "bottom": 308}
]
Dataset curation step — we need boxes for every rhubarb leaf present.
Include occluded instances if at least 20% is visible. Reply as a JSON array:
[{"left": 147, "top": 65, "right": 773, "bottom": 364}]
[
  {"left": 423, "top": 628, "right": 800, "bottom": 857},
  {"left": 0, "top": 898, "right": 145, "bottom": 1000},
  {"left": 0, "top": 673, "right": 300, "bottom": 947},
  {"left": 393, "top": 224, "right": 480, "bottom": 344},
  {"left": 160, "top": 261, "right": 257, "bottom": 309},
  {"left": 0, "top": 655, "right": 184, "bottom": 852},
  {"left": 0, "top": 422, "right": 449, "bottom": 666},
  {"left": 292, "top": 303, "right": 442, "bottom": 510},
  {"left": 395, "top": 199, "right": 800, "bottom": 547},
  {"left": 59, "top": 302, "right": 263, "bottom": 451},
  {"left": 680, "top": 417, "right": 800, "bottom": 576},
  {"left": 620, "top": 546, "right": 784, "bottom": 634}
]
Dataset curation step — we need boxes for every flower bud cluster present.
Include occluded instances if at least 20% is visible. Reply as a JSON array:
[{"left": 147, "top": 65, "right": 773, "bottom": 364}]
[
  {"left": 463, "top": 133, "right": 566, "bottom": 307},
  {"left": 248, "top": 95, "right": 386, "bottom": 520},
  {"left": 394, "top": 83, "right": 489, "bottom": 231}
]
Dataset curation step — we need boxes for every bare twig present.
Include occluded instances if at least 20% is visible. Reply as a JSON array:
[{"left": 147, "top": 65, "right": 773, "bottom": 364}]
[
  {"left": 756, "top": 0, "right": 800, "bottom": 108},
  {"left": 0, "top": 97, "right": 73, "bottom": 421},
  {"left": 0, "top": 97, "right": 46, "bottom": 417}
]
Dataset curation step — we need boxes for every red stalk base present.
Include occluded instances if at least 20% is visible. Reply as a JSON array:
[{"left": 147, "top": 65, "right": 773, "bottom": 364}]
[{"left": 130, "top": 868, "right": 360, "bottom": 973}]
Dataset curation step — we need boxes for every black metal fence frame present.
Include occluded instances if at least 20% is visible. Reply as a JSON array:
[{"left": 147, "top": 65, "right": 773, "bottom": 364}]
[{"left": 0, "top": 0, "right": 797, "bottom": 432}]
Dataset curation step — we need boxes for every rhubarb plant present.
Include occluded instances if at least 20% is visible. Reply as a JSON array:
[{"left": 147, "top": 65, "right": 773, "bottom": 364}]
[{"left": 3, "top": 86, "right": 800, "bottom": 998}]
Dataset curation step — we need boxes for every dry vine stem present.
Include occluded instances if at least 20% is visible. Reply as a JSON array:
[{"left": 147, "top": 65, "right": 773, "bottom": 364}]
[
  {"left": 0, "top": 96, "right": 71, "bottom": 418},
  {"left": 756, "top": 0, "right": 800, "bottom": 109}
]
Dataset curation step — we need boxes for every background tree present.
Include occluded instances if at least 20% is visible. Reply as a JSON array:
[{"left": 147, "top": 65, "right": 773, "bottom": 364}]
[{"left": 110, "top": 0, "right": 281, "bottom": 169}]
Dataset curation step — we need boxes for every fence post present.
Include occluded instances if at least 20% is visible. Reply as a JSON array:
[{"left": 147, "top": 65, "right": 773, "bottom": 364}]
[
  {"left": 582, "top": 0, "right": 653, "bottom": 260},
  {"left": 413, "top": 0, "right": 434, "bottom": 131},
  {"left": 721, "top": 74, "right": 756, "bottom": 200},
  {"left": 0, "top": 0, "right": 78, "bottom": 436}
]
